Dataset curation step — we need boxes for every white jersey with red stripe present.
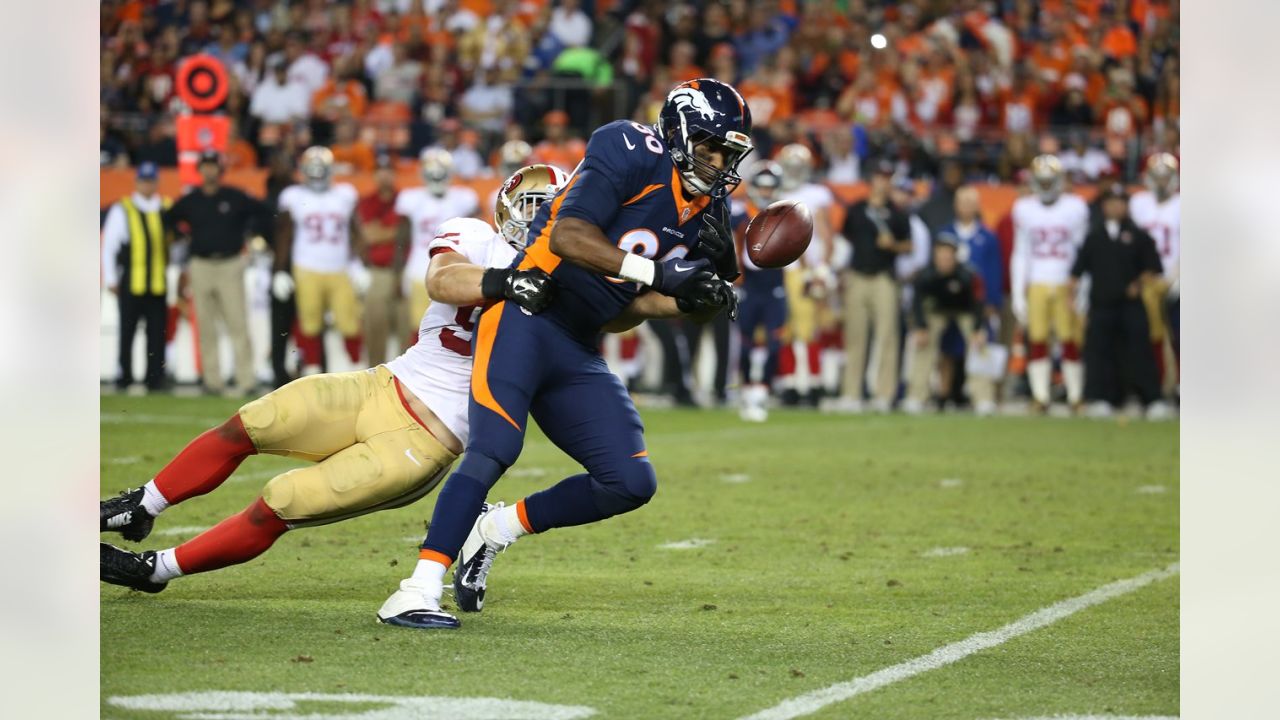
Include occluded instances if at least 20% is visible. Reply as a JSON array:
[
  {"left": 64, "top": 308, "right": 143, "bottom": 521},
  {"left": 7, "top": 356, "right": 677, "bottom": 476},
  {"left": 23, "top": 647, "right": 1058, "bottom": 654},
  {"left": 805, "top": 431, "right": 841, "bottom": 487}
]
[
  {"left": 1011, "top": 193, "right": 1089, "bottom": 288},
  {"left": 1129, "top": 191, "right": 1180, "bottom": 280},
  {"left": 395, "top": 185, "right": 480, "bottom": 292},
  {"left": 384, "top": 217, "right": 514, "bottom": 446},
  {"left": 278, "top": 183, "right": 360, "bottom": 272}
]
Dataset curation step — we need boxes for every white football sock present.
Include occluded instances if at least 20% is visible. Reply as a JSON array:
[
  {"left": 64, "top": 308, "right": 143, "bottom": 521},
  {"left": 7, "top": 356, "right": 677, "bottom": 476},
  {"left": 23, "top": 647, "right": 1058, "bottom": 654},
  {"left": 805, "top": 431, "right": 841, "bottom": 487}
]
[
  {"left": 1063, "top": 360, "right": 1083, "bottom": 405},
  {"left": 141, "top": 480, "right": 170, "bottom": 517},
  {"left": 410, "top": 558, "right": 447, "bottom": 588},
  {"left": 149, "top": 548, "right": 184, "bottom": 584},
  {"left": 482, "top": 504, "right": 529, "bottom": 549},
  {"left": 1027, "top": 359, "right": 1051, "bottom": 405}
]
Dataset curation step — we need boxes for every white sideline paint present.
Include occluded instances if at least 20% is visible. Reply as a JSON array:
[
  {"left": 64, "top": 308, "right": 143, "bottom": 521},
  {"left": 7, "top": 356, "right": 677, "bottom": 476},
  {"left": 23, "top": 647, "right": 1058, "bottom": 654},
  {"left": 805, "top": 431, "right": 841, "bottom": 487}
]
[
  {"left": 108, "top": 691, "right": 597, "bottom": 720},
  {"left": 1136, "top": 485, "right": 1167, "bottom": 494},
  {"left": 721, "top": 473, "right": 752, "bottom": 484},
  {"left": 939, "top": 478, "right": 964, "bottom": 488},
  {"left": 658, "top": 538, "right": 716, "bottom": 550},
  {"left": 921, "top": 546, "right": 970, "bottom": 558},
  {"left": 737, "top": 563, "right": 1180, "bottom": 720},
  {"left": 154, "top": 526, "right": 209, "bottom": 537}
]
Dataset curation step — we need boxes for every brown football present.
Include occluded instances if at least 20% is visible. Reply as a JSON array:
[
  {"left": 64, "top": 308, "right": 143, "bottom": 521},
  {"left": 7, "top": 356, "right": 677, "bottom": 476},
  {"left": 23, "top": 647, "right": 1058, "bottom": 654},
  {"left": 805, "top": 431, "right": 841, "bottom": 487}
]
[{"left": 744, "top": 200, "right": 813, "bottom": 268}]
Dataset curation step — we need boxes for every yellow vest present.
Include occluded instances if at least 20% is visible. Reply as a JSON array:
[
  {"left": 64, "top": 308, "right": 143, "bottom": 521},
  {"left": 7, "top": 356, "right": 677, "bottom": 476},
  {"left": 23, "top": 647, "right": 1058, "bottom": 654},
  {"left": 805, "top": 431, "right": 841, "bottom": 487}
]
[{"left": 119, "top": 196, "right": 172, "bottom": 296}]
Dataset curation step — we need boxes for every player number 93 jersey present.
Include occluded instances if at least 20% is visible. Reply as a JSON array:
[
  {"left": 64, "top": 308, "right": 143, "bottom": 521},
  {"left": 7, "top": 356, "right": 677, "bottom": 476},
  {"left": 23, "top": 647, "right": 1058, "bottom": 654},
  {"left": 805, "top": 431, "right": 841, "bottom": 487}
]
[
  {"left": 384, "top": 217, "right": 515, "bottom": 446},
  {"left": 1012, "top": 194, "right": 1089, "bottom": 286},
  {"left": 278, "top": 183, "right": 359, "bottom": 273}
]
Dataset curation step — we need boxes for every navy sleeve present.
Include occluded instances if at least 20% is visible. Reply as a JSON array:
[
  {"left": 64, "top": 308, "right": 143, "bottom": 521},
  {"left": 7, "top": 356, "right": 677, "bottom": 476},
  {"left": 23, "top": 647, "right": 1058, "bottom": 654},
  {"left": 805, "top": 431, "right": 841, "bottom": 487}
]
[
  {"left": 979, "top": 228, "right": 1003, "bottom": 309},
  {"left": 555, "top": 120, "right": 655, "bottom": 229}
]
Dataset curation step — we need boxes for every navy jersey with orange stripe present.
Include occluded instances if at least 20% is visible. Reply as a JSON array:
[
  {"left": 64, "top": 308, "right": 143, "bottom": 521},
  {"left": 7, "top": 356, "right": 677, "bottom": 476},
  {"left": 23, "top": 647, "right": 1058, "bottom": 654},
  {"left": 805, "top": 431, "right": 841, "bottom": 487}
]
[{"left": 517, "top": 119, "right": 726, "bottom": 338}]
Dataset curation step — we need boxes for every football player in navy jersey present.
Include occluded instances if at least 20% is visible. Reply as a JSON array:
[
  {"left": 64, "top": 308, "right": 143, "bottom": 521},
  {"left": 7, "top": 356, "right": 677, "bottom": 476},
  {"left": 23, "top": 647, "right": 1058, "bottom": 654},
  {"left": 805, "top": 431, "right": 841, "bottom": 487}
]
[
  {"left": 733, "top": 163, "right": 790, "bottom": 422},
  {"left": 381, "top": 79, "right": 753, "bottom": 629}
]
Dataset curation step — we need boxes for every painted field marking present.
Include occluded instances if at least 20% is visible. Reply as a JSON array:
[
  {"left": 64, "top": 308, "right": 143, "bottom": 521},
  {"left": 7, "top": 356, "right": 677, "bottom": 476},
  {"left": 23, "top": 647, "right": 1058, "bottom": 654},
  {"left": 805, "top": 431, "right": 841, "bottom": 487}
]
[
  {"left": 921, "top": 546, "right": 970, "bottom": 558},
  {"left": 658, "top": 538, "right": 716, "bottom": 550},
  {"left": 939, "top": 478, "right": 964, "bottom": 489},
  {"left": 721, "top": 473, "right": 752, "bottom": 484},
  {"left": 987, "top": 716, "right": 1177, "bottom": 720},
  {"left": 509, "top": 467, "right": 549, "bottom": 478},
  {"left": 1136, "top": 485, "right": 1167, "bottom": 494},
  {"left": 153, "top": 526, "right": 209, "bottom": 537},
  {"left": 107, "top": 691, "right": 596, "bottom": 720},
  {"left": 737, "top": 562, "right": 1180, "bottom": 720},
  {"left": 106, "top": 455, "right": 142, "bottom": 465},
  {"left": 101, "top": 413, "right": 222, "bottom": 426}
]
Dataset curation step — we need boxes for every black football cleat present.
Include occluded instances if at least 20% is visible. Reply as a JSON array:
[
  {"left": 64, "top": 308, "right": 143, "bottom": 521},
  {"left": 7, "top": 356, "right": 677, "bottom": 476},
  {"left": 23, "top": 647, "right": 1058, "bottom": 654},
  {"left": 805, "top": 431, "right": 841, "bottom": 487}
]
[
  {"left": 100, "top": 543, "right": 167, "bottom": 593},
  {"left": 100, "top": 487, "right": 155, "bottom": 542},
  {"left": 454, "top": 502, "right": 516, "bottom": 613}
]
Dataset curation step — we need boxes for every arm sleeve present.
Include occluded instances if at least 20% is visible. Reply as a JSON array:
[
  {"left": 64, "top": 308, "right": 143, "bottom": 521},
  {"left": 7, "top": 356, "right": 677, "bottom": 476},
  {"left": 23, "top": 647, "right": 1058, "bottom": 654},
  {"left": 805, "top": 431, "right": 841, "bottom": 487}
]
[
  {"left": 101, "top": 205, "right": 126, "bottom": 287},
  {"left": 553, "top": 122, "right": 649, "bottom": 230},
  {"left": 1070, "top": 234, "right": 1090, "bottom": 278},
  {"left": 980, "top": 229, "right": 1003, "bottom": 308}
]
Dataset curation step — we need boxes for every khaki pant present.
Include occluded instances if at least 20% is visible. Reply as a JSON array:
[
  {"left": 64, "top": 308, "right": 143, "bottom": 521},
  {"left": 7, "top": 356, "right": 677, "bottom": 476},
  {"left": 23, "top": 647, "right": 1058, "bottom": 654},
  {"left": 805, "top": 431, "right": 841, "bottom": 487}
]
[
  {"left": 189, "top": 255, "right": 254, "bottom": 392},
  {"left": 906, "top": 312, "right": 995, "bottom": 406},
  {"left": 405, "top": 280, "right": 431, "bottom": 343},
  {"left": 294, "top": 268, "right": 361, "bottom": 338},
  {"left": 238, "top": 366, "right": 458, "bottom": 528},
  {"left": 842, "top": 271, "right": 899, "bottom": 402},
  {"left": 364, "top": 267, "right": 401, "bottom": 366}
]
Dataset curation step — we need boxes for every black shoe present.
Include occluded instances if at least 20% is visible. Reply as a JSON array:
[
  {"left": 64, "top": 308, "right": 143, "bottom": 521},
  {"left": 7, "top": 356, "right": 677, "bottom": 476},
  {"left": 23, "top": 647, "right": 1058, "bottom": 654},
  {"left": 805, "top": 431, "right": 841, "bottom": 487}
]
[
  {"left": 100, "top": 543, "right": 167, "bottom": 593},
  {"left": 100, "top": 487, "right": 155, "bottom": 542}
]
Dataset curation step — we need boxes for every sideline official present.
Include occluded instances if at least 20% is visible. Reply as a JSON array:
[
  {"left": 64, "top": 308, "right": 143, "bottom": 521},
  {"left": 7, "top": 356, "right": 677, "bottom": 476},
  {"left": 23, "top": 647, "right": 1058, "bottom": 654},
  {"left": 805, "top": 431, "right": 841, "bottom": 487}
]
[
  {"left": 1069, "top": 183, "right": 1168, "bottom": 419},
  {"left": 166, "top": 150, "right": 274, "bottom": 395},
  {"left": 102, "top": 162, "right": 172, "bottom": 391}
]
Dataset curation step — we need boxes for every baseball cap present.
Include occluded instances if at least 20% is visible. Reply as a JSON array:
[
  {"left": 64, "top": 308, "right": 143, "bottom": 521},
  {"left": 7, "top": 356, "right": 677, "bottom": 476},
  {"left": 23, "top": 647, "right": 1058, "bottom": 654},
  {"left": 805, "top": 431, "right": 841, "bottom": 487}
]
[
  {"left": 374, "top": 152, "right": 394, "bottom": 170},
  {"left": 871, "top": 158, "right": 896, "bottom": 176},
  {"left": 1099, "top": 182, "right": 1128, "bottom": 203},
  {"left": 136, "top": 162, "right": 159, "bottom": 180},
  {"left": 892, "top": 175, "right": 915, "bottom": 193},
  {"left": 197, "top": 149, "right": 222, "bottom": 166},
  {"left": 934, "top": 230, "right": 960, "bottom": 248}
]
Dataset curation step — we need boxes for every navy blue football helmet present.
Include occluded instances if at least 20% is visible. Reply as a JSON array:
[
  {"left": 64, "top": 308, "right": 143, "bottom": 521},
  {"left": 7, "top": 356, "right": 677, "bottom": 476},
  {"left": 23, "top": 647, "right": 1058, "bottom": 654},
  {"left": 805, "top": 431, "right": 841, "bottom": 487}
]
[{"left": 657, "top": 78, "right": 754, "bottom": 199}]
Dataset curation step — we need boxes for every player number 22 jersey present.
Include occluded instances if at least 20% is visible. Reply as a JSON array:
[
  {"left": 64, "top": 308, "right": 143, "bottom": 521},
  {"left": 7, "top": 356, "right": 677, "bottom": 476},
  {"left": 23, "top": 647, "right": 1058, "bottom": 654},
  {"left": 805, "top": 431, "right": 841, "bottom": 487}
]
[
  {"left": 384, "top": 217, "right": 514, "bottom": 446},
  {"left": 1012, "top": 194, "right": 1089, "bottom": 287},
  {"left": 278, "top": 183, "right": 359, "bottom": 273}
]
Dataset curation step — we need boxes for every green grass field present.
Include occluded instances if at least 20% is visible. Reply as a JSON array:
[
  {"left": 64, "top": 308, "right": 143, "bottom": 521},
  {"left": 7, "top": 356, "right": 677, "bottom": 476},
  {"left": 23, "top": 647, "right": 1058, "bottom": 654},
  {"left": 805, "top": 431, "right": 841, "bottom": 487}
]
[{"left": 100, "top": 394, "right": 1178, "bottom": 720}]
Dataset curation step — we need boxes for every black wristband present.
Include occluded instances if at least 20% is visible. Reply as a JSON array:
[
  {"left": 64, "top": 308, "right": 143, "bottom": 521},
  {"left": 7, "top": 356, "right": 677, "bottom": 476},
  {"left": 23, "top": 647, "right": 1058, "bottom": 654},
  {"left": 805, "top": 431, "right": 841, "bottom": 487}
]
[{"left": 481, "top": 267, "right": 509, "bottom": 300}]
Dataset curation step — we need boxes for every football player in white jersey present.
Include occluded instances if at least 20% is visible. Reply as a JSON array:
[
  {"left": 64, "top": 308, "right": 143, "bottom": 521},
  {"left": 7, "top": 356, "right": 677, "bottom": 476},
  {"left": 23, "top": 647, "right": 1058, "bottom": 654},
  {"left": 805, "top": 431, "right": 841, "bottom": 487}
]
[
  {"left": 775, "top": 144, "right": 839, "bottom": 402},
  {"left": 1129, "top": 153, "right": 1180, "bottom": 388},
  {"left": 395, "top": 148, "right": 481, "bottom": 343},
  {"left": 1011, "top": 154, "right": 1090, "bottom": 411},
  {"left": 272, "top": 146, "right": 367, "bottom": 374},
  {"left": 99, "top": 164, "right": 703, "bottom": 611}
]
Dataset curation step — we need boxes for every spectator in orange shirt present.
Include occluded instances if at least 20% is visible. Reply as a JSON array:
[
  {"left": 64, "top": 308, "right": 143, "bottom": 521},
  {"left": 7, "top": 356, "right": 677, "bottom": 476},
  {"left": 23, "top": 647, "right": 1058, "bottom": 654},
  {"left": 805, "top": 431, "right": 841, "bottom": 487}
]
[
  {"left": 312, "top": 54, "right": 369, "bottom": 123},
  {"left": 1100, "top": 16, "right": 1138, "bottom": 60},
  {"left": 530, "top": 110, "right": 586, "bottom": 172},
  {"left": 330, "top": 116, "right": 376, "bottom": 173}
]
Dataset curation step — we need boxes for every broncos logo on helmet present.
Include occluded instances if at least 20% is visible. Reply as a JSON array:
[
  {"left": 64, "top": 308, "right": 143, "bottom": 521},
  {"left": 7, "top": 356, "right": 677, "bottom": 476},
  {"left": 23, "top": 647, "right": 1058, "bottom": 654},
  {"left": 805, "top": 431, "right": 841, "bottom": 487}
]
[{"left": 667, "top": 88, "right": 725, "bottom": 122}]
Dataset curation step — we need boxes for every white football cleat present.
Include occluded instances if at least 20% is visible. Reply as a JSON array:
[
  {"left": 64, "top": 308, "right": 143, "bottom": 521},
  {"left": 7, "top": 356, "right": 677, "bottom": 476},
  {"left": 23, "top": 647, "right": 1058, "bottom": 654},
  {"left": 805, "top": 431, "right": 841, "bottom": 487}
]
[
  {"left": 1085, "top": 401, "right": 1114, "bottom": 419},
  {"left": 973, "top": 400, "right": 996, "bottom": 417},
  {"left": 377, "top": 579, "right": 459, "bottom": 629},
  {"left": 1145, "top": 400, "right": 1174, "bottom": 421},
  {"left": 901, "top": 398, "right": 925, "bottom": 415}
]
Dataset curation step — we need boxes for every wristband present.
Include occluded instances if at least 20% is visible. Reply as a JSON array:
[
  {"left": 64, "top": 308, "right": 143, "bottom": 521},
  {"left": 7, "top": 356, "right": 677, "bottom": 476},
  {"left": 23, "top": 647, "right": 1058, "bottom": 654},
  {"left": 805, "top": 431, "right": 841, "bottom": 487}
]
[
  {"left": 619, "top": 253, "right": 657, "bottom": 286},
  {"left": 481, "top": 267, "right": 509, "bottom": 299}
]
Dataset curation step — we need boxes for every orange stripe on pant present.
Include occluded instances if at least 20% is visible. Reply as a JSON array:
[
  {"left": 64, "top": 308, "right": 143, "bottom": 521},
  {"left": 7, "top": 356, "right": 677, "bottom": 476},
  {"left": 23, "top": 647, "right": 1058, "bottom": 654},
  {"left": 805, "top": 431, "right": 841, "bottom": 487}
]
[{"left": 471, "top": 301, "right": 522, "bottom": 431}]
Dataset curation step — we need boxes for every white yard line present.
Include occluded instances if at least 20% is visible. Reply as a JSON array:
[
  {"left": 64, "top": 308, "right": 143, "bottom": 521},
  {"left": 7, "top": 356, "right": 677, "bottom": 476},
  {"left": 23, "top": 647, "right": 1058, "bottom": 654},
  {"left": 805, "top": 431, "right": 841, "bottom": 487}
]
[
  {"left": 721, "top": 473, "right": 752, "bottom": 484},
  {"left": 939, "top": 478, "right": 964, "bottom": 488},
  {"left": 921, "top": 546, "right": 970, "bottom": 558},
  {"left": 737, "top": 563, "right": 1180, "bottom": 720},
  {"left": 107, "top": 691, "right": 596, "bottom": 720},
  {"left": 657, "top": 538, "right": 716, "bottom": 550},
  {"left": 988, "top": 716, "right": 1177, "bottom": 720},
  {"left": 153, "top": 526, "right": 209, "bottom": 537},
  {"left": 101, "top": 412, "right": 221, "bottom": 426},
  {"left": 1136, "top": 485, "right": 1167, "bottom": 494}
]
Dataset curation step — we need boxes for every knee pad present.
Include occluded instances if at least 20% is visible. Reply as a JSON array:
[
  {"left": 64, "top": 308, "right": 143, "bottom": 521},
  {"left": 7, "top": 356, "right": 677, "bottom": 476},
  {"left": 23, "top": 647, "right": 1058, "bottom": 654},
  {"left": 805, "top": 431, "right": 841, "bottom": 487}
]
[
  {"left": 456, "top": 449, "right": 510, "bottom": 491},
  {"left": 590, "top": 462, "right": 657, "bottom": 517}
]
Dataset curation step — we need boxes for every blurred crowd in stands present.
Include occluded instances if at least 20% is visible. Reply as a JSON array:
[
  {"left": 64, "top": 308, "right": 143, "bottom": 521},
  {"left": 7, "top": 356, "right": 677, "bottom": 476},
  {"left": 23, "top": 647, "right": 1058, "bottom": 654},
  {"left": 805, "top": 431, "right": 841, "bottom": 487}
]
[{"left": 101, "top": 0, "right": 1179, "bottom": 183}]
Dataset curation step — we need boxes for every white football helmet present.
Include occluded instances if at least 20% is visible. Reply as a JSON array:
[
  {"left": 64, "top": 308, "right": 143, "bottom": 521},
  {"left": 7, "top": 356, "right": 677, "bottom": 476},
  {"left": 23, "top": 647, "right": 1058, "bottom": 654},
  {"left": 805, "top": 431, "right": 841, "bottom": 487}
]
[
  {"left": 1029, "top": 154, "right": 1064, "bottom": 204},
  {"left": 419, "top": 147, "right": 453, "bottom": 197},
  {"left": 747, "top": 162, "right": 783, "bottom": 209},
  {"left": 494, "top": 163, "right": 569, "bottom": 249},
  {"left": 1144, "top": 152, "right": 1179, "bottom": 199},
  {"left": 497, "top": 140, "right": 534, "bottom": 179},
  {"left": 777, "top": 143, "right": 814, "bottom": 191},
  {"left": 299, "top": 146, "right": 334, "bottom": 192}
]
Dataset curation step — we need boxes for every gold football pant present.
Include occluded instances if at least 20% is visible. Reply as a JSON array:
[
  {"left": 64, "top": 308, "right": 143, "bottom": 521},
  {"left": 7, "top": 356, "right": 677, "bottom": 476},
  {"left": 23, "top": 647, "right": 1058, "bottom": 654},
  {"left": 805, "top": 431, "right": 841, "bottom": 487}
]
[
  {"left": 237, "top": 366, "right": 457, "bottom": 527},
  {"left": 1026, "top": 283, "right": 1083, "bottom": 345},
  {"left": 294, "top": 268, "right": 361, "bottom": 338},
  {"left": 1140, "top": 277, "right": 1169, "bottom": 343},
  {"left": 405, "top": 280, "right": 431, "bottom": 342}
]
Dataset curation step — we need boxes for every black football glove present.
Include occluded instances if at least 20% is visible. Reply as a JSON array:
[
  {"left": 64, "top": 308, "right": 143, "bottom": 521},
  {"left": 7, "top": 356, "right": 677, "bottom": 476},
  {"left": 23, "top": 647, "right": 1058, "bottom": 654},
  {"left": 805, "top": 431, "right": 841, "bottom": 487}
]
[
  {"left": 697, "top": 200, "right": 741, "bottom": 282},
  {"left": 651, "top": 255, "right": 713, "bottom": 297},
  {"left": 675, "top": 272, "right": 739, "bottom": 321},
  {"left": 482, "top": 267, "right": 556, "bottom": 313}
]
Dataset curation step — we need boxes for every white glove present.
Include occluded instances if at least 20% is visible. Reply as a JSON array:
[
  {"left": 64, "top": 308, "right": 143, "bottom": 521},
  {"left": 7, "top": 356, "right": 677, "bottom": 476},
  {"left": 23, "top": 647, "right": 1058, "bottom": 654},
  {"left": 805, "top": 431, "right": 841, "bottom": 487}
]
[
  {"left": 272, "top": 271, "right": 294, "bottom": 301},
  {"left": 1012, "top": 294, "right": 1028, "bottom": 327},
  {"left": 348, "top": 262, "right": 372, "bottom": 296}
]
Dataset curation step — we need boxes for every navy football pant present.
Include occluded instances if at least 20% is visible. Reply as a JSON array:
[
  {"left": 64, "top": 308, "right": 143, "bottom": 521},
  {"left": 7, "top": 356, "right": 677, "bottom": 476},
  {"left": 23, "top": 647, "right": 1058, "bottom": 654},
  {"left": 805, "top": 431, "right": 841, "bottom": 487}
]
[
  {"left": 736, "top": 288, "right": 787, "bottom": 385},
  {"left": 421, "top": 301, "right": 655, "bottom": 563}
]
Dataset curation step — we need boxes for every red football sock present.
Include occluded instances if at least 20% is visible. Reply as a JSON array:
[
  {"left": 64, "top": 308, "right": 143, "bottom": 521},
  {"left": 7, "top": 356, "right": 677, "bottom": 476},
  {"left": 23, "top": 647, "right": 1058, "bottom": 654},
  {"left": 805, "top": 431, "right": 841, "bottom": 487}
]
[
  {"left": 344, "top": 336, "right": 363, "bottom": 364},
  {"left": 777, "top": 344, "right": 796, "bottom": 377},
  {"left": 806, "top": 341, "right": 822, "bottom": 375},
  {"left": 298, "top": 334, "right": 323, "bottom": 366},
  {"left": 173, "top": 497, "right": 289, "bottom": 575},
  {"left": 1028, "top": 342, "right": 1050, "bottom": 361},
  {"left": 152, "top": 415, "right": 257, "bottom": 505},
  {"left": 1152, "top": 341, "right": 1166, "bottom": 385},
  {"left": 1061, "top": 341, "right": 1081, "bottom": 362}
]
